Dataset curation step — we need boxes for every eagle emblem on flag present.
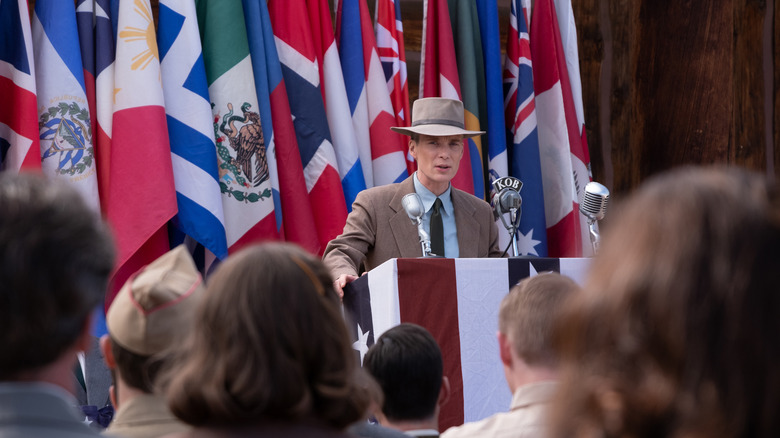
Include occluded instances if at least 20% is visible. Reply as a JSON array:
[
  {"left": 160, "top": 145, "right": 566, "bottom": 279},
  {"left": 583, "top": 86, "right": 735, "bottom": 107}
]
[{"left": 213, "top": 102, "right": 271, "bottom": 203}]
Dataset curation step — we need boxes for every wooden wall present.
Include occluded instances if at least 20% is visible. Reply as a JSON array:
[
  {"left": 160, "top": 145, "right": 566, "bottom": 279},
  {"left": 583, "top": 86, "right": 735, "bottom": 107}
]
[
  {"left": 397, "top": 0, "right": 778, "bottom": 198},
  {"left": 572, "top": 0, "right": 778, "bottom": 197}
]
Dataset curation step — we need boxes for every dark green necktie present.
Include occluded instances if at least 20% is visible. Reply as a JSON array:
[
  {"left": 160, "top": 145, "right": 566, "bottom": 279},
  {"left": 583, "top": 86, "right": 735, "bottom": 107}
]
[{"left": 431, "top": 198, "right": 444, "bottom": 256}]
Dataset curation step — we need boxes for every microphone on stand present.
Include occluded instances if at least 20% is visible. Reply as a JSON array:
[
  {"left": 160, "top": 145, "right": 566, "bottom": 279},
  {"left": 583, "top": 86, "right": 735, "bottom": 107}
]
[
  {"left": 402, "top": 193, "right": 433, "bottom": 257},
  {"left": 579, "top": 181, "right": 610, "bottom": 255},
  {"left": 491, "top": 176, "right": 523, "bottom": 256}
]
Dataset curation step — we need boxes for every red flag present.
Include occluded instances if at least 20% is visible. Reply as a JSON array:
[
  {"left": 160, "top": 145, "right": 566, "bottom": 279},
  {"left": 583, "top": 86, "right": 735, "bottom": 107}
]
[
  {"left": 375, "top": 0, "right": 415, "bottom": 173},
  {"left": 530, "top": 0, "right": 583, "bottom": 257},
  {"left": 419, "top": 0, "right": 474, "bottom": 195},
  {"left": 269, "top": 0, "right": 350, "bottom": 251},
  {"left": 106, "top": 0, "right": 176, "bottom": 302},
  {"left": 0, "top": 0, "right": 41, "bottom": 172}
]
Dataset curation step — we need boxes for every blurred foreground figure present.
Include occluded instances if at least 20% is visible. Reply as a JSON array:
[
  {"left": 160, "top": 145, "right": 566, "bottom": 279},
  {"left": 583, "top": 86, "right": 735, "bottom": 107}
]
[
  {"left": 549, "top": 167, "right": 780, "bottom": 438},
  {"left": 102, "top": 245, "right": 204, "bottom": 437},
  {"left": 0, "top": 173, "right": 115, "bottom": 438},
  {"left": 161, "top": 243, "right": 372, "bottom": 438}
]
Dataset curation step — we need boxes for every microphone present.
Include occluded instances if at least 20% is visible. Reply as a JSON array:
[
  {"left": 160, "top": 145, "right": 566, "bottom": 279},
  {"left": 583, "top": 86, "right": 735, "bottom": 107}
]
[
  {"left": 491, "top": 176, "right": 523, "bottom": 256},
  {"left": 579, "top": 181, "right": 610, "bottom": 254},
  {"left": 401, "top": 193, "right": 432, "bottom": 257}
]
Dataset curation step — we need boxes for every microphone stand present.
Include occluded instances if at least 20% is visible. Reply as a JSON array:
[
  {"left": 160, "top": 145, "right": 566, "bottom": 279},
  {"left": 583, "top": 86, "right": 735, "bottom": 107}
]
[
  {"left": 509, "top": 207, "right": 520, "bottom": 256},
  {"left": 586, "top": 218, "right": 599, "bottom": 255},
  {"left": 498, "top": 207, "right": 521, "bottom": 257},
  {"left": 411, "top": 216, "right": 433, "bottom": 257}
]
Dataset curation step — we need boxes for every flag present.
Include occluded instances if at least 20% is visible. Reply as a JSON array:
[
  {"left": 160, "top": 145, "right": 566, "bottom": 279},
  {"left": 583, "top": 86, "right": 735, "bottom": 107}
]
[
  {"left": 269, "top": 0, "right": 349, "bottom": 251},
  {"left": 553, "top": 0, "right": 593, "bottom": 255},
  {"left": 75, "top": 0, "right": 114, "bottom": 209},
  {"left": 530, "top": 0, "right": 583, "bottom": 257},
  {"left": 242, "top": 0, "right": 320, "bottom": 254},
  {"left": 107, "top": 0, "right": 177, "bottom": 303},
  {"left": 374, "top": 0, "right": 414, "bottom": 174},
  {"left": 196, "top": 0, "right": 281, "bottom": 255},
  {"left": 419, "top": 0, "right": 474, "bottom": 195},
  {"left": 0, "top": 0, "right": 40, "bottom": 171},
  {"left": 336, "top": 0, "right": 409, "bottom": 188},
  {"left": 306, "top": 0, "right": 367, "bottom": 210},
  {"left": 503, "top": 0, "right": 547, "bottom": 257},
  {"left": 33, "top": 0, "right": 100, "bottom": 212},
  {"left": 344, "top": 257, "right": 591, "bottom": 429},
  {"left": 448, "top": 0, "right": 486, "bottom": 200},
  {"left": 475, "top": 0, "right": 507, "bottom": 191},
  {"left": 158, "top": 0, "right": 228, "bottom": 261}
]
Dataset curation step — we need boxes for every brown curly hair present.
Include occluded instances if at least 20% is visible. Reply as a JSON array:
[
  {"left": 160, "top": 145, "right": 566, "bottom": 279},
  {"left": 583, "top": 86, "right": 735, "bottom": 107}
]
[{"left": 550, "top": 167, "right": 780, "bottom": 438}]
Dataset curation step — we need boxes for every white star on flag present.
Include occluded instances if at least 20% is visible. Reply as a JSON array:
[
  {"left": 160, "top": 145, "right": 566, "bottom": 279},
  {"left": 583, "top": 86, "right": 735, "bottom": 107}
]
[
  {"left": 516, "top": 228, "right": 543, "bottom": 256},
  {"left": 352, "top": 323, "right": 371, "bottom": 364}
]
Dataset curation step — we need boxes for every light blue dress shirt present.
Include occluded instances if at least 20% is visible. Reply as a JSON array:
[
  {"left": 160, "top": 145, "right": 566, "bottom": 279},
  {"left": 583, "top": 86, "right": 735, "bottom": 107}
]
[{"left": 413, "top": 172, "right": 459, "bottom": 258}]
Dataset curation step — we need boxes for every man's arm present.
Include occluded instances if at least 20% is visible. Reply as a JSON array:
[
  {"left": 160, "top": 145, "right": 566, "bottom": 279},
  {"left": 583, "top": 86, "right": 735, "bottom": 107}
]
[{"left": 323, "top": 190, "right": 378, "bottom": 295}]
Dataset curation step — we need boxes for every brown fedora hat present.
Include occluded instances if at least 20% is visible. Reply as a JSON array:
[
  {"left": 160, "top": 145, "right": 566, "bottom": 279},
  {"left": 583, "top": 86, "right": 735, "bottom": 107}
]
[{"left": 391, "top": 97, "right": 485, "bottom": 138}]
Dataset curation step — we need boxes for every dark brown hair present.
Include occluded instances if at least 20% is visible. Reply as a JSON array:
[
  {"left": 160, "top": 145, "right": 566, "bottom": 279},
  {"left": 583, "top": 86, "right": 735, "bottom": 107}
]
[
  {"left": 162, "top": 243, "right": 371, "bottom": 429},
  {"left": 0, "top": 173, "right": 114, "bottom": 379},
  {"left": 110, "top": 341, "right": 160, "bottom": 393},
  {"left": 550, "top": 167, "right": 780, "bottom": 438},
  {"left": 364, "top": 323, "right": 442, "bottom": 422},
  {"left": 500, "top": 272, "right": 579, "bottom": 368}
]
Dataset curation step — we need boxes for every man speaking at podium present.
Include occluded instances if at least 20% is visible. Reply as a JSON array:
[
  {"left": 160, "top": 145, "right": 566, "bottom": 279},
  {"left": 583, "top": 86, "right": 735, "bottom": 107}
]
[{"left": 324, "top": 97, "right": 502, "bottom": 296}]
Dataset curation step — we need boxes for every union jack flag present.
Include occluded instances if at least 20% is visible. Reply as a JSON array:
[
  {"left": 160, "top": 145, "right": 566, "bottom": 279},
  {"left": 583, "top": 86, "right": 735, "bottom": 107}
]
[
  {"left": 374, "top": 0, "right": 413, "bottom": 173},
  {"left": 503, "top": 0, "right": 547, "bottom": 257}
]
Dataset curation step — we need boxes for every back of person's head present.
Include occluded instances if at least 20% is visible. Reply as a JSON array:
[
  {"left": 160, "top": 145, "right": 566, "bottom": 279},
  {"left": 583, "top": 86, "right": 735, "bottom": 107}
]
[
  {"left": 0, "top": 173, "right": 114, "bottom": 380},
  {"left": 363, "top": 323, "right": 443, "bottom": 423},
  {"left": 106, "top": 245, "right": 204, "bottom": 392},
  {"left": 162, "top": 242, "right": 370, "bottom": 429},
  {"left": 550, "top": 166, "right": 780, "bottom": 438},
  {"left": 500, "top": 272, "right": 580, "bottom": 368}
]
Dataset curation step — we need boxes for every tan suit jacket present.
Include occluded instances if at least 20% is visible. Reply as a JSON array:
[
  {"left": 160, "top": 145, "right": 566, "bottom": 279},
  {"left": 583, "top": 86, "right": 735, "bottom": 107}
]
[{"left": 323, "top": 176, "right": 502, "bottom": 279}]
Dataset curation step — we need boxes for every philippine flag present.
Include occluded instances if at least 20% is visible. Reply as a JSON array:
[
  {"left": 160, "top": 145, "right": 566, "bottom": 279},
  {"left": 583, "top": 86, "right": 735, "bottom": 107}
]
[{"left": 107, "top": 0, "right": 177, "bottom": 303}]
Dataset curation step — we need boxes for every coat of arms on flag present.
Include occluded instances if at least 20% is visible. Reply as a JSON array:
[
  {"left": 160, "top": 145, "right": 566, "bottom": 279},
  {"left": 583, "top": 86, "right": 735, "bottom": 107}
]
[{"left": 213, "top": 101, "right": 271, "bottom": 203}]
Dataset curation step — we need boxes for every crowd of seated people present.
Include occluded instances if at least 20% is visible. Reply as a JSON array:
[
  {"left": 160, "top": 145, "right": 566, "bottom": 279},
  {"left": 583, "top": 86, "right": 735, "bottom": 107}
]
[{"left": 2, "top": 164, "right": 779, "bottom": 438}]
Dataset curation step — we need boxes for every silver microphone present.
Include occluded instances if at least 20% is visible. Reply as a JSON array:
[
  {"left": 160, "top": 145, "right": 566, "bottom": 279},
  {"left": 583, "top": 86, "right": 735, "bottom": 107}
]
[
  {"left": 402, "top": 193, "right": 432, "bottom": 257},
  {"left": 402, "top": 192, "right": 424, "bottom": 222},
  {"left": 491, "top": 176, "right": 523, "bottom": 256},
  {"left": 580, "top": 181, "right": 609, "bottom": 254}
]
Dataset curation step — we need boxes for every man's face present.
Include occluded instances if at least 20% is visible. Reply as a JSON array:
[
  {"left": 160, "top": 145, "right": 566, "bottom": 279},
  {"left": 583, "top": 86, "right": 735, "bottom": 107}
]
[{"left": 409, "top": 134, "right": 465, "bottom": 195}]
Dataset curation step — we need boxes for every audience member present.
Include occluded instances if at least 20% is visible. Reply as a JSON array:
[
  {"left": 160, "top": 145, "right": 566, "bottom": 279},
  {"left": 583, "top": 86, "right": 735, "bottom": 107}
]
[
  {"left": 0, "top": 173, "right": 115, "bottom": 437},
  {"left": 75, "top": 336, "right": 114, "bottom": 429},
  {"left": 324, "top": 97, "right": 501, "bottom": 296},
  {"left": 160, "top": 243, "right": 372, "bottom": 438},
  {"left": 363, "top": 323, "right": 450, "bottom": 437},
  {"left": 101, "top": 245, "right": 204, "bottom": 437},
  {"left": 441, "top": 272, "right": 579, "bottom": 438},
  {"left": 549, "top": 166, "right": 780, "bottom": 437}
]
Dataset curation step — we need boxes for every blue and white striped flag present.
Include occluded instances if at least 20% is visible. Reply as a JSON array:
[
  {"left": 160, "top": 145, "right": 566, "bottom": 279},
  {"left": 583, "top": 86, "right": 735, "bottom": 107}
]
[
  {"left": 158, "top": 0, "right": 228, "bottom": 261},
  {"left": 32, "top": 0, "right": 100, "bottom": 211}
]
